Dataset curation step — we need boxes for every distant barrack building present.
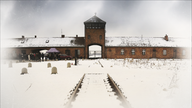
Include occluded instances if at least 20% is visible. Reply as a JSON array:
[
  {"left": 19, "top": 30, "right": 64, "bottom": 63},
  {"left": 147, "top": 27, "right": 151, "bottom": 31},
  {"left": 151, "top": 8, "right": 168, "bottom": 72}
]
[{"left": 2, "top": 15, "right": 190, "bottom": 59}]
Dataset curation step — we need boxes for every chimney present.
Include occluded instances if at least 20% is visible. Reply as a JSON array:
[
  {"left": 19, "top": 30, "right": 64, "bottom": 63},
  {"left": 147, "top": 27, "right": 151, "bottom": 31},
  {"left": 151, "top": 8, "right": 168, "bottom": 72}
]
[
  {"left": 22, "top": 35, "right": 25, "bottom": 38},
  {"left": 61, "top": 35, "right": 65, "bottom": 38},
  {"left": 76, "top": 35, "right": 78, "bottom": 37},
  {"left": 35, "top": 35, "right": 37, "bottom": 38},
  {"left": 164, "top": 34, "right": 168, "bottom": 41}
]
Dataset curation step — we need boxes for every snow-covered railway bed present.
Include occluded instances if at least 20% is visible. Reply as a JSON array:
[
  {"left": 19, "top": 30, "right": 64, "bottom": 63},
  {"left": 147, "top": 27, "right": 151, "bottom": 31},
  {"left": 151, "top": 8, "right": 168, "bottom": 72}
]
[{"left": 65, "top": 73, "right": 128, "bottom": 108}]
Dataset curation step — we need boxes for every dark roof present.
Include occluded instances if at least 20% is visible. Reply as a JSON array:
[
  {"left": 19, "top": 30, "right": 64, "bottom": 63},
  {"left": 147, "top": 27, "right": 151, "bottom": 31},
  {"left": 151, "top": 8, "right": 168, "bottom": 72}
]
[{"left": 84, "top": 15, "right": 106, "bottom": 23}]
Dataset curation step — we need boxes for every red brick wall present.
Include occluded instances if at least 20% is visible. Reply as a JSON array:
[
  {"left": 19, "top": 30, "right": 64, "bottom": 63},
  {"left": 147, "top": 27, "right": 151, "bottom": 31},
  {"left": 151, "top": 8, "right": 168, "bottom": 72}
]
[
  {"left": 175, "top": 47, "right": 190, "bottom": 59},
  {"left": 56, "top": 47, "right": 85, "bottom": 58},
  {"left": 85, "top": 28, "right": 105, "bottom": 58},
  {"left": 105, "top": 47, "right": 190, "bottom": 59},
  {"left": 106, "top": 47, "right": 152, "bottom": 59},
  {"left": 3, "top": 46, "right": 190, "bottom": 59}
]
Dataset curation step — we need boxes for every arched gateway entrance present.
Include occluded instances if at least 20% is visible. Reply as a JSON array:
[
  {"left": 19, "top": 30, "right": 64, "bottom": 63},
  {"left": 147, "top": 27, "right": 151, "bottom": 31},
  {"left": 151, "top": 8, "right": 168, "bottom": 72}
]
[{"left": 88, "top": 44, "right": 102, "bottom": 59}]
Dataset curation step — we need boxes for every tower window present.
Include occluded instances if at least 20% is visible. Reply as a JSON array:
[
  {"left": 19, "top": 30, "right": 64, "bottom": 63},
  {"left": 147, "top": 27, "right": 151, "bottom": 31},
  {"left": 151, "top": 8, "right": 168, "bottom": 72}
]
[
  {"left": 131, "top": 49, "right": 135, "bottom": 55},
  {"left": 100, "top": 35, "right": 102, "bottom": 39},
  {"left": 142, "top": 49, "right": 146, "bottom": 55},
  {"left": 87, "top": 24, "right": 91, "bottom": 28},
  {"left": 163, "top": 50, "right": 167, "bottom": 55},
  {"left": 88, "top": 35, "right": 90, "bottom": 39},
  {"left": 65, "top": 50, "right": 70, "bottom": 55}
]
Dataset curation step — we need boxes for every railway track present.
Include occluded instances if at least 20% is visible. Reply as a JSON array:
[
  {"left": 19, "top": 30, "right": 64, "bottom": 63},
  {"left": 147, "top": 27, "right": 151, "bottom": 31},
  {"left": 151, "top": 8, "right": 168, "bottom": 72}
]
[
  {"left": 64, "top": 73, "right": 131, "bottom": 108},
  {"left": 64, "top": 74, "right": 85, "bottom": 108},
  {"left": 107, "top": 74, "right": 132, "bottom": 108}
]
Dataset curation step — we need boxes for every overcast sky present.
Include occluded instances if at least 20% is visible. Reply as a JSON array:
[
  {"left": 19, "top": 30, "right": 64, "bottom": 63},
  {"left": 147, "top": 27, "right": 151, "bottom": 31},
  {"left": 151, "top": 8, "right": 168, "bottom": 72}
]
[{"left": 1, "top": 0, "right": 191, "bottom": 38}]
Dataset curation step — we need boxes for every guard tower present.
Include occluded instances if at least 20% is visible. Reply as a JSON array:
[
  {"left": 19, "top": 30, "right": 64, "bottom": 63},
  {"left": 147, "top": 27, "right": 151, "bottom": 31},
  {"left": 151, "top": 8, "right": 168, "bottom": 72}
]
[{"left": 84, "top": 15, "right": 106, "bottom": 58}]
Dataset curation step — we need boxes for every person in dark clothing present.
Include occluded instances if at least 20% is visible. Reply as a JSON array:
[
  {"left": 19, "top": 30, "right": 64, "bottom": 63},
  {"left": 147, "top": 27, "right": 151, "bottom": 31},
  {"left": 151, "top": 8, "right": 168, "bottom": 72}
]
[
  {"left": 33, "top": 53, "right": 36, "bottom": 60},
  {"left": 35, "top": 53, "right": 38, "bottom": 61},
  {"left": 30, "top": 53, "right": 32, "bottom": 61},
  {"left": 41, "top": 53, "right": 44, "bottom": 61},
  {"left": 48, "top": 54, "right": 51, "bottom": 60},
  {"left": 51, "top": 53, "right": 54, "bottom": 60},
  {"left": 57, "top": 53, "right": 60, "bottom": 60},
  {"left": 45, "top": 53, "right": 47, "bottom": 61},
  {"left": 18, "top": 53, "right": 22, "bottom": 62},
  {"left": 31, "top": 53, "right": 34, "bottom": 61},
  {"left": 21, "top": 53, "right": 24, "bottom": 61},
  {"left": 38, "top": 53, "right": 41, "bottom": 61},
  {"left": 54, "top": 53, "right": 56, "bottom": 60}
]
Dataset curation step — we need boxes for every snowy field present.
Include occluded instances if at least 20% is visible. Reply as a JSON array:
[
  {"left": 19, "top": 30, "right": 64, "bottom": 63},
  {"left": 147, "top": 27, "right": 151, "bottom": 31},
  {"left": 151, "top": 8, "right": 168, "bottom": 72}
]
[{"left": 1, "top": 58, "right": 191, "bottom": 108}]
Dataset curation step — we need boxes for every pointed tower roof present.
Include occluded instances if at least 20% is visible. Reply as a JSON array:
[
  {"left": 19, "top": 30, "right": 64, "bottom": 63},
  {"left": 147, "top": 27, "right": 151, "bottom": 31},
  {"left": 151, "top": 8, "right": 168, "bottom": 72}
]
[{"left": 84, "top": 15, "right": 106, "bottom": 23}]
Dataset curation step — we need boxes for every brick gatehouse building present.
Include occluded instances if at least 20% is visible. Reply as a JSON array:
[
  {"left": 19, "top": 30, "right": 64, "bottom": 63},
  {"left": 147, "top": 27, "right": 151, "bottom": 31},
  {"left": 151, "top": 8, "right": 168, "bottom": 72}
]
[{"left": 2, "top": 15, "right": 190, "bottom": 59}]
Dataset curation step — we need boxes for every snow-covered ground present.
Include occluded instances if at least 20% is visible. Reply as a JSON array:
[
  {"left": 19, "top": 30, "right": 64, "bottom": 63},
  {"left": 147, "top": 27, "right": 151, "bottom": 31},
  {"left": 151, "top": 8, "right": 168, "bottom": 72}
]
[{"left": 1, "top": 58, "right": 191, "bottom": 108}]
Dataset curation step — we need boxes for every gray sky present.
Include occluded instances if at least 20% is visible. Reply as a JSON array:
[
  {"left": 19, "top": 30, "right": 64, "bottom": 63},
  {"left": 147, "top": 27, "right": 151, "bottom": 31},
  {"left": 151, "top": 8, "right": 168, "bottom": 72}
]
[{"left": 1, "top": 0, "right": 191, "bottom": 38}]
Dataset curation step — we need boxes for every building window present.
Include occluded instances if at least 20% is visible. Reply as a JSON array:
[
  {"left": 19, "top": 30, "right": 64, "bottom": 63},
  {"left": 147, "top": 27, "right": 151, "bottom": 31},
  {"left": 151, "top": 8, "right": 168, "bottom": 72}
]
[
  {"left": 88, "top": 35, "right": 90, "bottom": 39},
  {"left": 121, "top": 49, "right": 124, "bottom": 55},
  {"left": 21, "top": 50, "right": 26, "bottom": 54},
  {"left": 131, "top": 49, "right": 135, "bottom": 55},
  {"left": 95, "top": 24, "right": 98, "bottom": 29},
  {"left": 100, "top": 35, "right": 102, "bottom": 39},
  {"left": 78, "top": 50, "right": 80, "bottom": 55},
  {"left": 142, "top": 49, "right": 146, "bottom": 55},
  {"left": 65, "top": 50, "right": 70, "bottom": 55},
  {"left": 182, "top": 50, "right": 185, "bottom": 56},
  {"left": 163, "top": 50, "right": 167, "bottom": 55}
]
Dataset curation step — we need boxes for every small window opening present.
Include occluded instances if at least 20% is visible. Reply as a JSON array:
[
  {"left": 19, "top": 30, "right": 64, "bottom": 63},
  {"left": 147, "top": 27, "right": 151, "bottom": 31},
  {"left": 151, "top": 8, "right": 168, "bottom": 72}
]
[
  {"left": 100, "top": 35, "right": 102, "bottom": 39},
  {"left": 163, "top": 50, "right": 167, "bottom": 55},
  {"left": 78, "top": 50, "right": 80, "bottom": 55},
  {"left": 132, "top": 49, "right": 135, "bottom": 55},
  {"left": 121, "top": 49, "right": 124, "bottom": 55},
  {"left": 65, "top": 50, "right": 70, "bottom": 55},
  {"left": 142, "top": 49, "right": 146, "bottom": 55}
]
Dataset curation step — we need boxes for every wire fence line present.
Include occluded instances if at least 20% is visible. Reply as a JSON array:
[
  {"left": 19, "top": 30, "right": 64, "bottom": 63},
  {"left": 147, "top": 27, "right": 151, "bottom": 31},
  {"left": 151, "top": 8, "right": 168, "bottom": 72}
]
[{"left": 89, "top": 51, "right": 102, "bottom": 58}]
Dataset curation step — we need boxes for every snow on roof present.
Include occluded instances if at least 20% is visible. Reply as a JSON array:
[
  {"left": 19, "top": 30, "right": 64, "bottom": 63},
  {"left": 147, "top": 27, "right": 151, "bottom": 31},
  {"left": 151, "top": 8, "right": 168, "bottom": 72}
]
[
  {"left": 105, "top": 37, "right": 190, "bottom": 47},
  {"left": 2, "top": 36, "right": 190, "bottom": 48},
  {"left": 2, "top": 37, "right": 85, "bottom": 48}
]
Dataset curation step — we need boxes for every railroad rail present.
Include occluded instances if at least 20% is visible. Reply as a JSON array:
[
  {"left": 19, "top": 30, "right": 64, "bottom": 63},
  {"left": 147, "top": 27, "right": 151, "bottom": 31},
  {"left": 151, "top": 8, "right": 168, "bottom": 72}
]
[
  {"left": 64, "top": 73, "right": 131, "bottom": 108},
  {"left": 107, "top": 74, "right": 132, "bottom": 108},
  {"left": 64, "top": 74, "right": 85, "bottom": 108}
]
